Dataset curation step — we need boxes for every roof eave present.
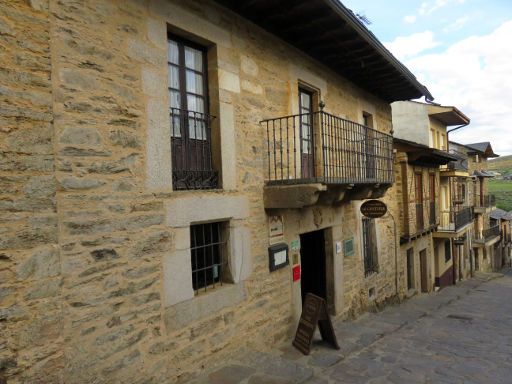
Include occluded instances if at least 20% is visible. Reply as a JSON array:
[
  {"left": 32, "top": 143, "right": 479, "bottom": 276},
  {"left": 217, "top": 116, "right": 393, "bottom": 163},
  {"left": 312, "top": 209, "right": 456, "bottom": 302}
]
[{"left": 325, "top": 0, "right": 433, "bottom": 101}]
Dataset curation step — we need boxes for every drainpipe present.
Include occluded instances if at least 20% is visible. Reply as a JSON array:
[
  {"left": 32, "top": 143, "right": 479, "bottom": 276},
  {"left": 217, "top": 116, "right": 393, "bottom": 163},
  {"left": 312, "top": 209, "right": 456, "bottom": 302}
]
[
  {"left": 447, "top": 123, "right": 469, "bottom": 134},
  {"left": 447, "top": 123, "right": 469, "bottom": 150},
  {"left": 387, "top": 211, "right": 399, "bottom": 297}
]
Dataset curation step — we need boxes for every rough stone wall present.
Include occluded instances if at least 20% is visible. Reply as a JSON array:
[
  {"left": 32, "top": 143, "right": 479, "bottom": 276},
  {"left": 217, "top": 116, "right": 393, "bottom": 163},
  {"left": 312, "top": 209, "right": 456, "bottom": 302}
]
[
  {"left": 339, "top": 194, "right": 402, "bottom": 318},
  {"left": 1, "top": 0, "right": 405, "bottom": 382},
  {"left": 0, "top": 1, "right": 64, "bottom": 382}
]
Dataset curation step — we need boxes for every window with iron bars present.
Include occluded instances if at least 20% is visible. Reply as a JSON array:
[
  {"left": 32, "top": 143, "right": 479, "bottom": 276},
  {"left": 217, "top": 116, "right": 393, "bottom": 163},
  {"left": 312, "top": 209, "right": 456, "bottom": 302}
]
[
  {"left": 190, "top": 221, "right": 228, "bottom": 293},
  {"left": 362, "top": 217, "right": 379, "bottom": 276}
]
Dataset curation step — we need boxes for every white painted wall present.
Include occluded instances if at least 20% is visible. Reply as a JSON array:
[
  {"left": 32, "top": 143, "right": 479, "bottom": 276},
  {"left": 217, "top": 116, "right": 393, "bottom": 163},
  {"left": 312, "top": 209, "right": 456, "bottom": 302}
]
[{"left": 391, "top": 101, "right": 430, "bottom": 146}]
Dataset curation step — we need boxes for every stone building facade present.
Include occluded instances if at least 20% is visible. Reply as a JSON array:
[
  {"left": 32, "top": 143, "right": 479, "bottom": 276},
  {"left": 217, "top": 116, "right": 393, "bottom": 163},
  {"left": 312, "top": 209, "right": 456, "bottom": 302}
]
[
  {"left": 392, "top": 102, "right": 474, "bottom": 290},
  {"left": 449, "top": 141, "right": 500, "bottom": 272},
  {"left": 0, "top": 0, "right": 432, "bottom": 383},
  {"left": 391, "top": 138, "right": 455, "bottom": 295}
]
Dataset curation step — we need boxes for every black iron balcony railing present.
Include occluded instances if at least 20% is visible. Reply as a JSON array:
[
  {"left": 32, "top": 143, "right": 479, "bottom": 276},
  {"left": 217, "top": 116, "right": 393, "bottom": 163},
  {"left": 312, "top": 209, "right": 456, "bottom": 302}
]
[
  {"left": 475, "top": 225, "right": 501, "bottom": 242},
  {"left": 438, "top": 207, "right": 473, "bottom": 232},
  {"left": 170, "top": 108, "right": 219, "bottom": 190},
  {"left": 475, "top": 194, "right": 496, "bottom": 208},
  {"left": 474, "top": 225, "right": 500, "bottom": 242},
  {"left": 262, "top": 111, "right": 393, "bottom": 185},
  {"left": 429, "top": 201, "right": 436, "bottom": 226}
]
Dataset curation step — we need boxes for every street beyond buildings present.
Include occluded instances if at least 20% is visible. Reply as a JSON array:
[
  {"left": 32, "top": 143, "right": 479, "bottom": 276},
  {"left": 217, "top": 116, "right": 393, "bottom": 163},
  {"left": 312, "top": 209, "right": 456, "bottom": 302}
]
[{"left": 198, "top": 270, "right": 512, "bottom": 384}]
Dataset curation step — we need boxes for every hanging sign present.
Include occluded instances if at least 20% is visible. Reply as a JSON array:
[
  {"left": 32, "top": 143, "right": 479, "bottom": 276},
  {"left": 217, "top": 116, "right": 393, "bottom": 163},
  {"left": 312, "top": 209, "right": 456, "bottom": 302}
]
[
  {"left": 292, "top": 293, "right": 340, "bottom": 355},
  {"left": 360, "top": 199, "right": 387, "bottom": 218}
]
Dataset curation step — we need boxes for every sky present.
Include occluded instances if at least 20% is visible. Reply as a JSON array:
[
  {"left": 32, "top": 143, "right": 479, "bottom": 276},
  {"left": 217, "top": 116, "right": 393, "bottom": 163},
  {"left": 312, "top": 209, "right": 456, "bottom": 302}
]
[{"left": 342, "top": 0, "right": 512, "bottom": 156}]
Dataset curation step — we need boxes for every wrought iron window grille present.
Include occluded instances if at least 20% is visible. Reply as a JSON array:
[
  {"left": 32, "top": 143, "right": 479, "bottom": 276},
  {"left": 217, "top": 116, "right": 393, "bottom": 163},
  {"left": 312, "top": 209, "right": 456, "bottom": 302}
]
[
  {"left": 190, "top": 221, "right": 228, "bottom": 293},
  {"left": 362, "top": 217, "right": 379, "bottom": 277}
]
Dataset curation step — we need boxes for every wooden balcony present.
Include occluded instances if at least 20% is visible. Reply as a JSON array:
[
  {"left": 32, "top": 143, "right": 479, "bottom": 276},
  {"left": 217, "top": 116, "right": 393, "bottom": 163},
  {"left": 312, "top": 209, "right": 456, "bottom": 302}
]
[{"left": 262, "top": 111, "right": 393, "bottom": 208}]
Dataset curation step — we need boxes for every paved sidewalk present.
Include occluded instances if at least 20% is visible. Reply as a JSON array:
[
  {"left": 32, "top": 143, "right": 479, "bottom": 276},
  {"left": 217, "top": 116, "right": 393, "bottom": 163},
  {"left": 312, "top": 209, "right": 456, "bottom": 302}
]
[{"left": 193, "top": 270, "right": 512, "bottom": 384}]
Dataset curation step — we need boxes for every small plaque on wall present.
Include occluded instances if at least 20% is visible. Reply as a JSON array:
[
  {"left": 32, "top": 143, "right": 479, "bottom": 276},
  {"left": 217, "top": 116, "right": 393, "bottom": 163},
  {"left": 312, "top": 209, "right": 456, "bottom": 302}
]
[
  {"left": 343, "top": 238, "right": 355, "bottom": 257},
  {"left": 269, "top": 215, "right": 284, "bottom": 243},
  {"left": 292, "top": 265, "right": 301, "bottom": 281},
  {"left": 268, "top": 243, "right": 289, "bottom": 272}
]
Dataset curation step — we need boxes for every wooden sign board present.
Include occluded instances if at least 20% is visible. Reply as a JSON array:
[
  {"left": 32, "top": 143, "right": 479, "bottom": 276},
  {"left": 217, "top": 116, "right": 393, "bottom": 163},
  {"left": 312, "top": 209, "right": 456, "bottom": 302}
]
[
  {"left": 360, "top": 199, "right": 387, "bottom": 218},
  {"left": 292, "top": 293, "right": 340, "bottom": 355}
]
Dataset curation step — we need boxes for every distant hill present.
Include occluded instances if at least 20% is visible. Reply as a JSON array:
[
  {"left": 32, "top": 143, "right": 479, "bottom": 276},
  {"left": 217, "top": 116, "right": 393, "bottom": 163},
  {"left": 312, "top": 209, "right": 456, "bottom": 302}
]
[
  {"left": 488, "top": 155, "right": 512, "bottom": 211},
  {"left": 488, "top": 155, "right": 512, "bottom": 174}
]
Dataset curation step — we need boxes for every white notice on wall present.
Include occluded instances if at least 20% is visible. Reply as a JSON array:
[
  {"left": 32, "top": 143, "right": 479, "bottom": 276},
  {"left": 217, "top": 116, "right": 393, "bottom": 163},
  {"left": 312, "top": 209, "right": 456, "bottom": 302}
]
[{"left": 274, "top": 249, "right": 287, "bottom": 266}]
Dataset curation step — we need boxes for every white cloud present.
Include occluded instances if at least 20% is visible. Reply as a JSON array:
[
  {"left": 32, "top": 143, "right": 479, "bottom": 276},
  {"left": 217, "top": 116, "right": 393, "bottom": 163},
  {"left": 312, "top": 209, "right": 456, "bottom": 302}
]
[
  {"left": 384, "top": 31, "right": 440, "bottom": 61},
  {"left": 419, "top": 0, "right": 448, "bottom": 15},
  {"left": 403, "top": 21, "right": 512, "bottom": 155},
  {"left": 442, "top": 16, "right": 469, "bottom": 32},
  {"left": 404, "top": 15, "right": 417, "bottom": 24},
  {"left": 418, "top": 0, "right": 465, "bottom": 16}
]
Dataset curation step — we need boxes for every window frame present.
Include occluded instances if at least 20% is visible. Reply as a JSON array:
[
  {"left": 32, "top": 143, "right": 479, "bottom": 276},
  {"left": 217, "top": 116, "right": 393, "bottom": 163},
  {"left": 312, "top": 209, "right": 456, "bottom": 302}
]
[
  {"left": 167, "top": 34, "right": 219, "bottom": 190},
  {"left": 190, "top": 221, "right": 229, "bottom": 293},
  {"left": 167, "top": 34, "right": 210, "bottom": 139},
  {"left": 444, "top": 240, "right": 451, "bottom": 262},
  {"left": 362, "top": 217, "right": 379, "bottom": 277}
]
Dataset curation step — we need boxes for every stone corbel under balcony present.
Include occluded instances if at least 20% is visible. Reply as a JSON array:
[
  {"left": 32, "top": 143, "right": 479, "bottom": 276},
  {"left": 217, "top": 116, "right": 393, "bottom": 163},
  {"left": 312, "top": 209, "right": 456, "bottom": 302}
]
[
  {"left": 264, "top": 183, "right": 327, "bottom": 209},
  {"left": 263, "top": 183, "right": 392, "bottom": 209}
]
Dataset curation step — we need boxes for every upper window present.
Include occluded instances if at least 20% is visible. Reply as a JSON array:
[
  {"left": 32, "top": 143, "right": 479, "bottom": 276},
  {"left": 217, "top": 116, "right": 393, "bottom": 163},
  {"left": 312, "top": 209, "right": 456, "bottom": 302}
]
[
  {"left": 444, "top": 240, "right": 451, "bottom": 262},
  {"left": 190, "top": 221, "right": 229, "bottom": 293},
  {"left": 414, "top": 173, "right": 423, "bottom": 203},
  {"left": 362, "top": 217, "right": 378, "bottom": 276},
  {"left": 299, "top": 87, "right": 315, "bottom": 179},
  {"left": 168, "top": 36, "right": 218, "bottom": 190}
]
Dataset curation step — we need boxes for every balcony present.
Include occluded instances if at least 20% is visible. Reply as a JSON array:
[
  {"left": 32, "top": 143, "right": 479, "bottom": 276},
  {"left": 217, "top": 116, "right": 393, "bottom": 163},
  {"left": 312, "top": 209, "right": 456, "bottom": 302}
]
[
  {"left": 474, "top": 194, "right": 496, "bottom": 213},
  {"left": 400, "top": 201, "right": 437, "bottom": 244},
  {"left": 473, "top": 225, "right": 501, "bottom": 246},
  {"left": 436, "top": 207, "right": 474, "bottom": 234},
  {"left": 262, "top": 111, "right": 393, "bottom": 208}
]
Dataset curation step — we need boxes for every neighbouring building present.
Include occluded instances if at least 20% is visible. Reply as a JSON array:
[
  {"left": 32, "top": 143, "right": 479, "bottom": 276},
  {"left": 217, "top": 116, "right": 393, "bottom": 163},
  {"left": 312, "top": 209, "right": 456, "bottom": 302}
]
[
  {"left": 0, "top": 0, "right": 433, "bottom": 382},
  {"left": 449, "top": 141, "right": 500, "bottom": 272},
  {"left": 391, "top": 138, "right": 456, "bottom": 294},
  {"left": 490, "top": 208, "right": 512, "bottom": 268},
  {"left": 392, "top": 102, "right": 473, "bottom": 290}
]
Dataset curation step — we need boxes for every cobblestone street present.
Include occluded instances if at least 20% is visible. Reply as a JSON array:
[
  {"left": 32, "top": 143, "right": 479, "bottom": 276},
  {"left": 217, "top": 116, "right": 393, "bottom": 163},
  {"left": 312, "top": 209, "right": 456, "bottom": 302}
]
[{"left": 197, "top": 270, "right": 512, "bottom": 384}]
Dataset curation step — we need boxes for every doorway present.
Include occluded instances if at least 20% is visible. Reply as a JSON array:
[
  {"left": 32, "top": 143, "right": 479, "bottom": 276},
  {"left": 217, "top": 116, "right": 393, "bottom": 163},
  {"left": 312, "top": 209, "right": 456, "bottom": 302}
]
[
  {"left": 419, "top": 249, "right": 428, "bottom": 293},
  {"left": 300, "top": 230, "right": 326, "bottom": 303}
]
